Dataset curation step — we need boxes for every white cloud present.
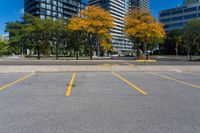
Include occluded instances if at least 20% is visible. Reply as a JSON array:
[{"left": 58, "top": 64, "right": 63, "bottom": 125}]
[
  {"left": 20, "top": 8, "right": 24, "bottom": 14},
  {"left": 14, "top": 8, "right": 24, "bottom": 15}
]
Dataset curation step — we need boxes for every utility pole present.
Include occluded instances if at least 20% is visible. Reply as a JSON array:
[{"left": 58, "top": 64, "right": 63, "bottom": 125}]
[
  {"left": 144, "top": 35, "right": 148, "bottom": 66},
  {"left": 20, "top": 41, "right": 24, "bottom": 59}
]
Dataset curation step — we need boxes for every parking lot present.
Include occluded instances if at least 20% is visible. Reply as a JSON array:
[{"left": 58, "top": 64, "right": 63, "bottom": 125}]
[{"left": 0, "top": 71, "right": 200, "bottom": 133}]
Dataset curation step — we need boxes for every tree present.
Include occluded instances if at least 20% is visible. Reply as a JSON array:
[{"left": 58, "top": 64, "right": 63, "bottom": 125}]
[
  {"left": 125, "top": 9, "right": 165, "bottom": 58},
  {"left": 48, "top": 19, "right": 67, "bottom": 59},
  {"left": 164, "top": 29, "right": 183, "bottom": 55},
  {"left": 182, "top": 19, "right": 200, "bottom": 59},
  {"left": 0, "top": 40, "right": 9, "bottom": 56},
  {"left": 69, "top": 6, "right": 114, "bottom": 59}
]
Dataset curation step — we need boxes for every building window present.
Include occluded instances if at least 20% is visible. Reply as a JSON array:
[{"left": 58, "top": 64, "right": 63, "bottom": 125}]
[
  {"left": 164, "top": 24, "right": 170, "bottom": 28},
  {"left": 172, "top": 16, "right": 183, "bottom": 21},
  {"left": 184, "top": 14, "right": 197, "bottom": 19},
  {"left": 46, "top": 4, "right": 51, "bottom": 10},
  {"left": 160, "top": 18, "right": 171, "bottom": 23},
  {"left": 160, "top": 12, "right": 171, "bottom": 17},
  {"left": 46, "top": 10, "right": 51, "bottom": 16},
  {"left": 171, "top": 23, "right": 183, "bottom": 28},
  {"left": 184, "top": 7, "right": 197, "bottom": 13},
  {"left": 40, "top": 3, "right": 46, "bottom": 8},
  {"left": 40, "top": 15, "right": 45, "bottom": 19},
  {"left": 172, "top": 10, "right": 183, "bottom": 15}
]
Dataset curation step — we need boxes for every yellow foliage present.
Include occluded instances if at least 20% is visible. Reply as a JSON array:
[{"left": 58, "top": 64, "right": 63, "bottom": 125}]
[
  {"left": 69, "top": 6, "right": 114, "bottom": 38},
  {"left": 100, "top": 38, "right": 112, "bottom": 52},
  {"left": 125, "top": 9, "right": 165, "bottom": 44},
  {"left": 68, "top": 6, "right": 114, "bottom": 54}
]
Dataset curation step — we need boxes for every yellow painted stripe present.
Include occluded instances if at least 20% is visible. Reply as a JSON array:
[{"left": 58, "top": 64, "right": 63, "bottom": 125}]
[
  {"left": 149, "top": 72, "right": 200, "bottom": 89},
  {"left": 99, "top": 64, "right": 119, "bottom": 66},
  {"left": 135, "top": 60, "right": 157, "bottom": 63},
  {"left": 124, "top": 63, "right": 136, "bottom": 67},
  {"left": 0, "top": 73, "right": 35, "bottom": 91},
  {"left": 112, "top": 72, "right": 147, "bottom": 95},
  {"left": 182, "top": 71, "right": 200, "bottom": 76},
  {"left": 66, "top": 72, "right": 76, "bottom": 97}
]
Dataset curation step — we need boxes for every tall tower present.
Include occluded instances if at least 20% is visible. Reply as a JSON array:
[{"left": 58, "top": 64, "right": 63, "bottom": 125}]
[
  {"left": 24, "top": 0, "right": 86, "bottom": 20},
  {"left": 184, "top": 0, "right": 200, "bottom": 5},
  {"left": 130, "top": 0, "right": 149, "bottom": 11},
  {"left": 89, "top": 0, "right": 132, "bottom": 51}
]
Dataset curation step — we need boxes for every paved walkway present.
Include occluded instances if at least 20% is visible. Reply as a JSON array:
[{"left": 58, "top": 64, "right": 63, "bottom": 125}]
[{"left": 0, "top": 65, "right": 199, "bottom": 73}]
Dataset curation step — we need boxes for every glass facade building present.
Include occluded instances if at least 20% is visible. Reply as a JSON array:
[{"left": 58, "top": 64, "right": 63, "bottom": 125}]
[
  {"left": 24, "top": 0, "right": 86, "bottom": 20},
  {"left": 159, "top": 0, "right": 200, "bottom": 31},
  {"left": 130, "top": 0, "right": 149, "bottom": 11},
  {"left": 89, "top": 0, "right": 132, "bottom": 51},
  {"left": 89, "top": 0, "right": 149, "bottom": 51}
]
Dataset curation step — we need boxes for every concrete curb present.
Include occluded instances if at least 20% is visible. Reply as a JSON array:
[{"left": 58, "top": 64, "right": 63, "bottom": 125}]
[{"left": 0, "top": 65, "right": 199, "bottom": 73}]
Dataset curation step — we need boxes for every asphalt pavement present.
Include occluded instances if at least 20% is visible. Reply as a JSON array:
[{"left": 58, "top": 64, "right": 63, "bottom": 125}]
[
  {"left": 0, "top": 59, "right": 200, "bottom": 66},
  {"left": 0, "top": 71, "right": 200, "bottom": 133}
]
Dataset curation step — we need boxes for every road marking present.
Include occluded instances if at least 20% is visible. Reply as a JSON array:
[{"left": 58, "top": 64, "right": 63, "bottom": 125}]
[
  {"left": 124, "top": 63, "right": 136, "bottom": 67},
  {"left": 149, "top": 72, "right": 200, "bottom": 89},
  {"left": 66, "top": 72, "right": 76, "bottom": 97},
  {"left": 0, "top": 73, "right": 35, "bottom": 91},
  {"left": 135, "top": 60, "right": 157, "bottom": 63},
  {"left": 112, "top": 72, "right": 147, "bottom": 95},
  {"left": 182, "top": 71, "right": 200, "bottom": 76},
  {"left": 99, "top": 64, "right": 119, "bottom": 66}
]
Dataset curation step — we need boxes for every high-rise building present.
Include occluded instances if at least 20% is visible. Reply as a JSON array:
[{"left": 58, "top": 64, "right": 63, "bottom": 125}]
[
  {"left": 24, "top": 0, "right": 86, "bottom": 20},
  {"left": 89, "top": 0, "right": 132, "bottom": 51},
  {"left": 130, "top": 0, "right": 149, "bottom": 11},
  {"left": 184, "top": 0, "right": 200, "bottom": 5},
  {"left": 159, "top": 0, "right": 200, "bottom": 31},
  {"left": 89, "top": 0, "right": 149, "bottom": 51},
  {"left": 0, "top": 34, "right": 9, "bottom": 42}
]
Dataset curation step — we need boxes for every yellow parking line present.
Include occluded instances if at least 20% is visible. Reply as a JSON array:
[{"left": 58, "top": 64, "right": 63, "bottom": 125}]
[
  {"left": 112, "top": 64, "right": 120, "bottom": 66},
  {"left": 124, "top": 63, "right": 136, "bottom": 67},
  {"left": 99, "top": 64, "right": 120, "bottom": 66},
  {"left": 135, "top": 60, "right": 157, "bottom": 63},
  {"left": 0, "top": 73, "right": 35, "bottom": 91},
  {"left": 149, "top": 72, "right": 200, "bottom": 89},
  {"left": 112, "top": 72, "right": 147, "bottom": 95},
  {"left": 182, "top": 71, "right": 200, "bottom": 76},
  {"left": 66, "top": 72, "right": 76, "bottom": 97}
]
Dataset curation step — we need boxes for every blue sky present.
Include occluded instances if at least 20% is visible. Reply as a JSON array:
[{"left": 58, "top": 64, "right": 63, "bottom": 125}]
[{"left": 0, "top": 0, "right": 183, "bottom": 35}]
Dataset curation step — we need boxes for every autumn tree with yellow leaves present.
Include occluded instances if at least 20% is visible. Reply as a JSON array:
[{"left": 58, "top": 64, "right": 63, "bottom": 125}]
[
  {"left": 69, "top": 6, "right": 114, "bottom": 59},
  {"left": 125, "top": 9, "right": 165, "bottom": 58}
]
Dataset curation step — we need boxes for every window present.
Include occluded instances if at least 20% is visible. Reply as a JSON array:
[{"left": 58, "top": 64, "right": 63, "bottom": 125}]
[
  {"left": 53, "top": 1, "right": 57, "bottom": 6},
  {"left": 171, "top": 23, "right": 183, "bottom": 27},
  {"left": 46, "top": 10, "right": 51, "bottom": 15},
  {"left": 46, "top": 4, "right": 51, "bottom": 10},
  {"left": 172, "top": 10, "right": 183, "bottom": 15},
  {"left": 40, "top": 3, "right": 46, "bottom": 8},
  {"left": 164, "top": 24, "right": 170, "bottom": 28},
  {"left": 172, "top": 16, "right": 183, "bottom": 21},
  {"left": 53, "top": 12, "right": 57, "bottom": 17},
  {"left": 160, "top": 18, "right": 171, "bottom": 23},
  {"left": 40, "top": 15, "right": 45, "bottom": 19},
  {"left": 184, "top": 7, "right": 197, "bottom": 12},
  {"left": 184, "top": 14, "right": 197, "bottom": 19},
  {"left": 160, "top": 12, "right": 171, "bottom": 17}
]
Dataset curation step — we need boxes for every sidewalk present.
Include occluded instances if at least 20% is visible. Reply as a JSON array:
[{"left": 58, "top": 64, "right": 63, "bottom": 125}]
[{"left": 0, "top": 65, "right": 199, "bottom": 73}]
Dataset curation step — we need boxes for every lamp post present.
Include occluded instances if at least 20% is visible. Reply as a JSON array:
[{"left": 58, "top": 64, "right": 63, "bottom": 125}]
[{"left": 144, "top": 35, "right": 148, "bottom": 66}]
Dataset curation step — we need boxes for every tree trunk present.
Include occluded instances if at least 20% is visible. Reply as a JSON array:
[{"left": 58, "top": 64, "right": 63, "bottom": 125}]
[
  {"left": 56, "top": 44, "right": 59, "bottom": 60},
  {"left": 90, "top": 43, "right": 92, "bottom": 60},
  {"left": 76, "top": 32, "right": 79, "bottom": 60},
  {"left": 89, "top": 34, "right": 93, "bottom": 60},
  {"left": 37, "top": 43, "right": 40, "bottom": 60}
]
